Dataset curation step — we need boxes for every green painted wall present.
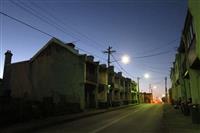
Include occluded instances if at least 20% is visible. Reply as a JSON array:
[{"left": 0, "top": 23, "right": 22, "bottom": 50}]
[
  {"left": 188, "top": 69, "right": 200, "bottom": 104},
  {"left": 188, "top": 0, "right": 200, "bottom": 104},
  {"left": 184, "top": 79, "right": 191, "bottom": 99},
  {"left": 189, "top": 0, "right": 200, "bottom": 58}
]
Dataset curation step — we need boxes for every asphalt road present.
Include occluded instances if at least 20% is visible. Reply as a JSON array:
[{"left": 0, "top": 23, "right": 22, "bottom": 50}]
[{"left": 34, "top": 104, "right": 165, "bottom": 133}]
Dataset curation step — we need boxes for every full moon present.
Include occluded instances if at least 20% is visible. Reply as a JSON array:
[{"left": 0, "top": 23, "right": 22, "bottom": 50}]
[{"left": 121, "top": 55, "right": 130, "bottom": 64}]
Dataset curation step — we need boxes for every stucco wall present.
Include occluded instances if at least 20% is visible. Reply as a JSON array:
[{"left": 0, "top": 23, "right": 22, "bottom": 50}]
[
  {"left": 99, "top": 69, "right": 108, "bottom": 85},
  {"left": 189, "top": 0, "right": 200, "bottom": 58},
  {"left": 30, "top": 43, "right": 85, "bottom": 109},
  {"left": 184, "top": 79, "right": 191, "bottom": 99},
  {"left": 189, "top": 69, "right": 200, "bottom": 104},
  {"left": 98, "top": 69, "right": 108, "bottom": 103},
  {"left": 10, "top": 62, "right": 32, "bottom": 98}
]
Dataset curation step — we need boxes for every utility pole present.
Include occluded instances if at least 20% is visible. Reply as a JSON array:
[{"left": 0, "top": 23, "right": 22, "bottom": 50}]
[
  {"left": 149, "top": 84, "right": 151, "bottom": 93},
  {"left": 137, "top": 77, "right": 140, "bottom": 103},
  {"left": 165, "top": 77, "right": 168, "bottom": 103},
  {"left": 103, "top": 46, "right": 116, "bottom": 67},
  {"left": 103, "top": 46, "right": 116, "bottom": 107}
]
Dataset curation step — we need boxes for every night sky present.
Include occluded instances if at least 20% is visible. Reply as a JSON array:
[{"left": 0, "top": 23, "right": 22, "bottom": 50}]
[{"left": 0, "top": 0, "right": 187, "bottom": 98}]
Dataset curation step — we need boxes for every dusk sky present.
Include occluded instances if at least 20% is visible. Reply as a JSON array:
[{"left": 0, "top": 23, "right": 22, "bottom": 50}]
[{"left": 0, "top": 0, "right": 187, "bottom": 98}]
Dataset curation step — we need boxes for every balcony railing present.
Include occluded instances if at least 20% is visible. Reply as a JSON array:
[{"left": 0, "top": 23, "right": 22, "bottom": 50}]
[
  {"left": 181, "top": 58, "right": 187, "bottom": 76},
  {"left": 86, "top": 73, "right": 97, "bottom": 83}
]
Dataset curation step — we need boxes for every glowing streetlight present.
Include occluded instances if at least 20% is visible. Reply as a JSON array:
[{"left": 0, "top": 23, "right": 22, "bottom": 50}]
[
  {"left": 144, "top": 73, "right": 150, "bottom": 79},
  {"left": 153, "top": 86, "right": 157, "bottom": 89},
  {"left": 121, "top": 55, "right": 130, "bottom": 64}
]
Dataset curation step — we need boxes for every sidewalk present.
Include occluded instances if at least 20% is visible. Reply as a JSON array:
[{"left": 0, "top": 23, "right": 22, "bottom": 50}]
[
  {"left": 1, "top": 104, "right": 138, "bottom": 133},
  {"left": 162, "top": 104, "right": 200, "bottom": 133}
]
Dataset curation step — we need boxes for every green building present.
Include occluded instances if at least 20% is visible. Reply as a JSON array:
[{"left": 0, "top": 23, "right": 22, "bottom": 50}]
[{"left": 170, "top": 0, "right": 200, "bottom": 104}]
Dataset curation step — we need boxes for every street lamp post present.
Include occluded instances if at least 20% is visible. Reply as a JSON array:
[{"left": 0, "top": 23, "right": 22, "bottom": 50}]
[
  {"left": 137, "top": 77, "right": 140, "bottom": 103},
  {"left": 137, "top": 73, "right": 150, "bottom": 104},
  {"left": 103, "top": 47, "right": 131, "bottom": 107}
]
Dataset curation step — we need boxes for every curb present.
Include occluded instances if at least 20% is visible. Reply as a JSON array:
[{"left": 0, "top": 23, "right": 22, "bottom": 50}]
[{"left": 2, "top": 104, "right": 139, "bottom": 133}]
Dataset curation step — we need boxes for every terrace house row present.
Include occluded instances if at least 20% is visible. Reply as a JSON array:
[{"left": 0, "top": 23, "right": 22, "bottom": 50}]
[{"left": 2, "top": 38, "right": 138, "bottom": 112}]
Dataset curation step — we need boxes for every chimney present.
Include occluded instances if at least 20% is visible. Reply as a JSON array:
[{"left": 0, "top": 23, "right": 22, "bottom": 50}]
[
  {"left": 118, "top": 72, "right": 122, "bottom": 76},
  {"left": 67, "top": 43, "right": 75, "bottom": 49},
  {"left": 3, "top": 50, "right": 12, "bottom": 78},
  {"left": 100, "top": 64, "right": 107, "bottom": 68},
  {"left": 108, "top": 66, "right": 114, "bottom": 72},
  {"left": 4, "top": 50, "right": 12, "bottom": 65},
  {"left": 87, "top": 55, "right": 94, "bottom": 62},
  {"left": 3, "top": 50, "right": 12, "bottom": 96}
]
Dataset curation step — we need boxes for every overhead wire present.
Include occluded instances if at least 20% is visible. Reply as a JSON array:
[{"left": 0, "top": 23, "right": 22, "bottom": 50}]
[
  {"left": 110, "top": 52, "right": 170, "bottom": 82},
  {"left": 133, "top": 62, "right": 170, "bottom": 75},
  {"left": 111, "top": 53, "right": 136, "bottom": 79},
  {"left": 133, "top": 50, "right": 174, "bottom": 59},
  {"left": 15, "top": 0, "right": 107, "bottom": 60},
  {"left": 0, "top": 11, "right": 107, "bottom": 64},
  {"left": 0, "top": 11, "right": 54, "bottom": 37},
  {"left": 9, "top": 0, "right": 79, "bottom": 41},
  {"left": 2, "top": 1, "right": 173, "bottom": 81},
  {"left": 115, "top": 38, "right": 178, "bottom": 60},
  {"left": 8, "top": 0, "right": 108, "bottom": 63},
  {"left": 140, "top": 38, "right": 179, "bottom": 54},
  {"left": 27, "top": 0, "right": 106, "bottom": 50},
  {"left": 76, "top": 47, "right": 107, "bottom": 62},
  {"left": 134, "top": 62, "right": 169, "bottom": 70}
]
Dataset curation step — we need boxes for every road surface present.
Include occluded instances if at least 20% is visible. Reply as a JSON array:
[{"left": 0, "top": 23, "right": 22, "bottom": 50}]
[{"left": 34, "top": 104, "right": 165, "bottom": 133}]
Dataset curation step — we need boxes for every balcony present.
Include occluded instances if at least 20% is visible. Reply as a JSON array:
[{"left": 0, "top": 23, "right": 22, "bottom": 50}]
[
  {"left": 181, "top": 58, "right": 187, "bottom": 77},
  {"left": 86, "top": 64, "right": 97, "bottom": 84},
  {"left": 113, "top": 82, "right": 120, "bottom": 90},
  {"left": 98, "top": 66, "right": 107, "bottom": 85}
]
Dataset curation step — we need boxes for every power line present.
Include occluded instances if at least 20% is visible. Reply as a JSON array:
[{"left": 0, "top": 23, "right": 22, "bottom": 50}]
[
  {"left": 152, "top": 80, "right": 163, "bottom": 85},
  {"left": 134, "top": 50, "right": 173, "bottom": 59},
  {"left": 103, "top": 46, "right": 116, "bottom": 67},
  {"left": 0, "top": 11, "right": 106, "bottom": 64},
  {"left": 133, "top": 62, "right": 170, "bottom": 75},
  {"left": 137, "top": 38, "right": 179, "bottom": 54},
  {"left": 111, "top": 54, "right": 136, "bottom": 79},
  {"left": 0, "top": 11, "right": 54, "bottom": 37},
  {"left": 16, "top": 0, "right": 106, "bottom": 58},
  {"left": 76, "top": 47, "right": 107, "bottom": 62},
  {"left": 115, "top": 38, "right": 178, "bottom": 59},
  {"left": 9, "top": 0, "right": 79, "bottom": 41},
  {"left": 134, "top": 62, "right": 169, "bottom": 70},
  {"left": 27, "top": 0, "right": 106, "bottom": 50}
]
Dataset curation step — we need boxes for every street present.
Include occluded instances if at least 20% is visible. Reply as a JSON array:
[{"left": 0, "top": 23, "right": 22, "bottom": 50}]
[{"left": 34, "top": 104, "right": 165, "bottom": 133}]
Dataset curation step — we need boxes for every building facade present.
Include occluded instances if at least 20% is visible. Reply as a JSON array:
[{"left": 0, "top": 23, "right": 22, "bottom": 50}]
[
  {"left": 170, "top": 0, "right": 200, "bottom": 105},
  {"left": 1, "top": 38, "right": 138, "bottom": 115},
  {"left": 97, "top": 64, "right": 108, "bottom": 108},
  {"left": 3, "top": 38, "right": 87, "bottom": 112}
]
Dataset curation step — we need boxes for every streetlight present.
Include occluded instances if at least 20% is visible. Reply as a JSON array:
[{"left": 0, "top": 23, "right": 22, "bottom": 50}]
[
  {"left": 121, "top": 54, "right": 130, "bottom": 64},
  {"left": 153, "top": 85, "right": 157, "bottom": 89},
  {"left": 144, "top": 73, "right": 150, "bottom": 79},
  {"left": 137, "top": 73, "right": 151, "bottom": 103}
]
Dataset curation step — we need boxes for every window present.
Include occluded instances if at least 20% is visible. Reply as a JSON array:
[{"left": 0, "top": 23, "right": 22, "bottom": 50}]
[{"left": 186, "top": 11, "right": 195, "bottom": 48}]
